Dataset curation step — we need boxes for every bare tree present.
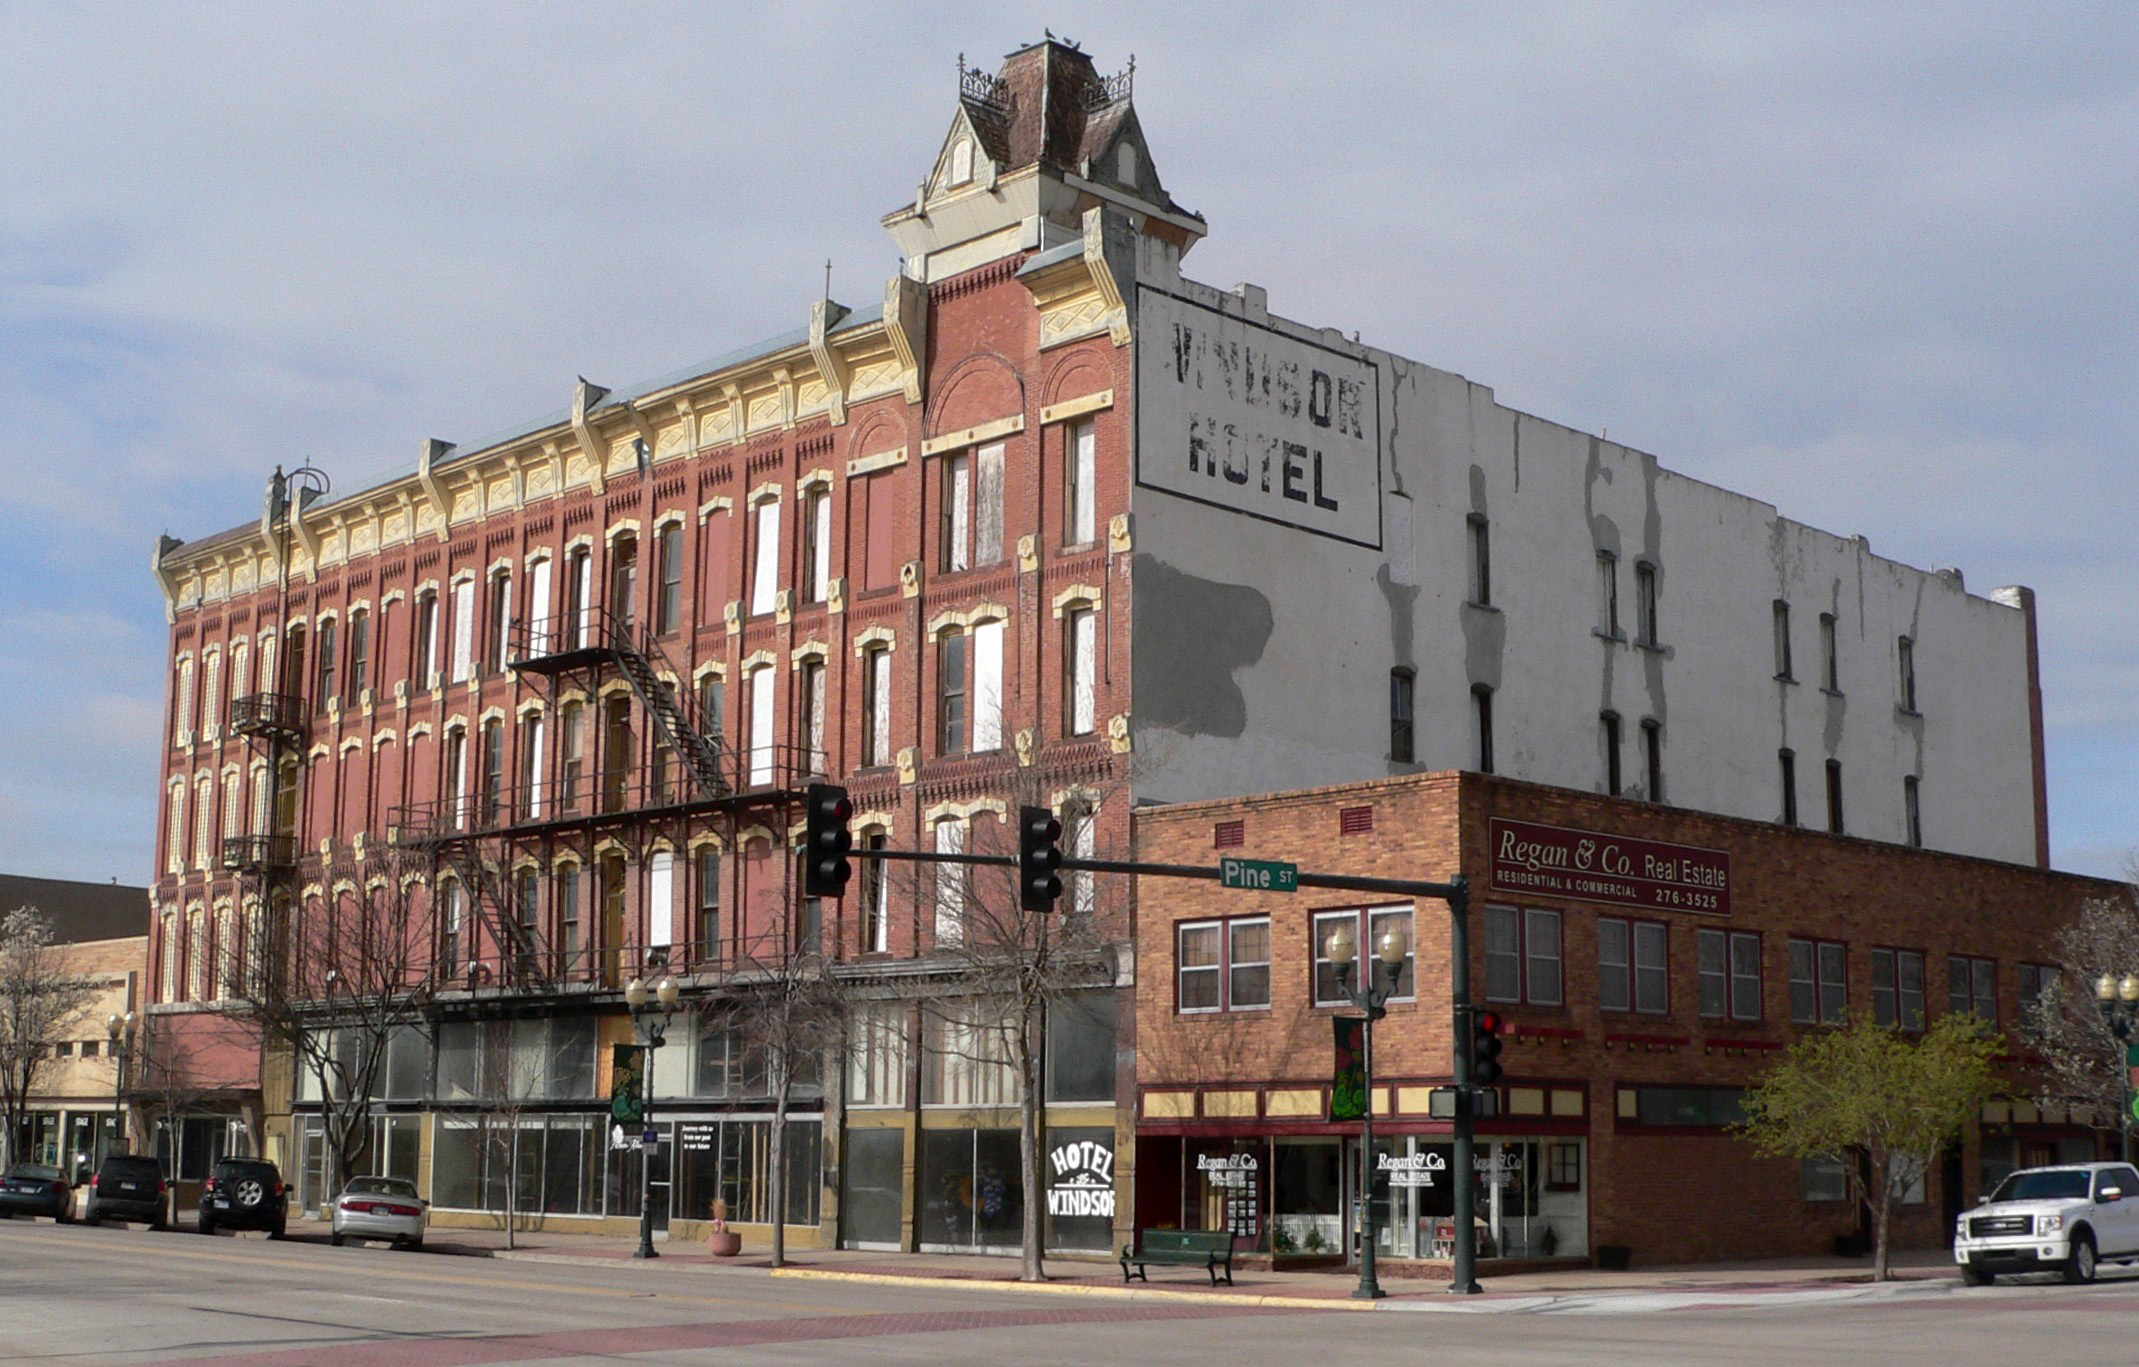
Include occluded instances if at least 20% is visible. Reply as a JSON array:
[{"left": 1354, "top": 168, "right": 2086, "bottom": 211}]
[
  {"left": 905, "top": 785, "right": 1125, "bottom": 1282},
  {"left": 0, "top": 908, "right": 99, "bottom": 1165},
  {"left": 429, "top": 1017, "right": 574, "bottom": 1250},
  {"left": 695, "top": 929, "right": 855, "bottom": 1268},
  {"left": 2023, "top": 883, "right": 2139, "bottom": 1130},
  {"left": 221, "top": 851, "right": 439, "bottom": 1191}
]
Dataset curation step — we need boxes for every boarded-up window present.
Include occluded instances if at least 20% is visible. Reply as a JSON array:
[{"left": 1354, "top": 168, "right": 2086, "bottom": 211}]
[
  {"left": 750, "top": 500, "right": 781, "bottom": 617},
  {"left": 862, "top": 472, "right": 900, "bottom": 592},
  {"left": 972, "top": 620, "right": 1004, "bottom": 752}
]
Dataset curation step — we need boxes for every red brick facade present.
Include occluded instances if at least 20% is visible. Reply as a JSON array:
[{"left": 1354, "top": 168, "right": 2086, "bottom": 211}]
[{"left": 1133, "top": 772, "right": 2121, "bottom": 1267}]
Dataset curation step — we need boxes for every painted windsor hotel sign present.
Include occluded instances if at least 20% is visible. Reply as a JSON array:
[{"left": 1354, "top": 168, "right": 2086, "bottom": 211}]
[{"left": 1488, "top": 818, "right": 1732, "bottom": 916}]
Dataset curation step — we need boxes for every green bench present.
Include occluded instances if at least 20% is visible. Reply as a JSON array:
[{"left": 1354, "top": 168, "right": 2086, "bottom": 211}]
[{"left": 1121, "top": 1229, "right": 1236, "bottom": 1286}]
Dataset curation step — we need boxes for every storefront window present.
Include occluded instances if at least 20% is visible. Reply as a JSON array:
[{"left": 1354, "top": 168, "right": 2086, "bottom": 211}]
[
  {"left": 1042, "top": 1127, "right": 1117, "bottom": 1251},
  {"left": 919, "top": 1128, "right": 1023, "bottom": 1250},
  {"left": 842, "top": 1127, "right": 905, "bottom": 1248},
  {"left": 669, "top": 1117, "right": 823, "bottom": 1227},
  {"left": 1272, "top": 1138, "right": 1341, "bottom": 1255}
]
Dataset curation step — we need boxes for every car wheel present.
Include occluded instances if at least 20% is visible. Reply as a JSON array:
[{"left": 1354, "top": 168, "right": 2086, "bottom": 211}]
[
  {"left": 2064, "top": 1232, "right": 2097, "bottom": 1285},
  {"left": 1961, "top": 1264, "right": 1995, "bottom": 1287},
  {"left": 199, "top": 1217, "right": 216, "bottom": 1237},
  {"left": 151, "top": 1213, "right": 167, "bottom": 1232},
  {"left": 269, "top": 1222, "right": 286, "bottom": 1241},
  {"left": 331, "top": 1231, "right": 345, "bottom": 1247},
  {"left": 406, "top": 1235, "right": 423, "bottom": 1251}
]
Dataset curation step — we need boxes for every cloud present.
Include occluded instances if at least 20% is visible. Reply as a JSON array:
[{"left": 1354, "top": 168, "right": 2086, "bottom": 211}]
[{"left": 0, "top": 1, "right": 2132, "bottom": 881}]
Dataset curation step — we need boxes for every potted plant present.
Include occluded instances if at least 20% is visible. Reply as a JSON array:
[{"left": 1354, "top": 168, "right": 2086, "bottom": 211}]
[{"left": 706, "top": 1197, "right": 741, "bottom": 1257}]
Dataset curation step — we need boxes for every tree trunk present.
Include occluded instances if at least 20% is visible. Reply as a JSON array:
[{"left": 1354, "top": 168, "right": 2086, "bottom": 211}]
[
  {"left": 1019, "top": 1016, "right": 1045, "bottom": 1282},
  {"left": 506, "top": 1124, "right": 519, "bottom": 1250},
  {"left": 1871, "top": 1156, "right": 1892, "bottom": 1281}
]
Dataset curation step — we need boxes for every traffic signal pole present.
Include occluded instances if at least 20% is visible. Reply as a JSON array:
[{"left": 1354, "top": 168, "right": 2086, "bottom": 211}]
[{"left": 825, "top": 811, "right": 1481, "bottom": 1289}]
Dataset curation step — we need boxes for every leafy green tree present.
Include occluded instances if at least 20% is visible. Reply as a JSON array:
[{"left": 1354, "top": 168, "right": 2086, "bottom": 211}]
[{"left": 1737, "top": 1011, "right": 2002, "bottom": 1280}]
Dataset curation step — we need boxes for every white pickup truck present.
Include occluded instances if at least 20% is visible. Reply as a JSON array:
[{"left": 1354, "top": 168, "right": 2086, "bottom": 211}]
[{"left": 1954, "top": 1161, "right": 2139, "bottom": 1285}]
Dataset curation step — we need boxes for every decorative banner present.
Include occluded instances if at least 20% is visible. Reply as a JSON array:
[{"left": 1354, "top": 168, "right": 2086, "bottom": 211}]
[
  {"left": 1330, "top": 1017, "right": 1367, "bottom": 1122},
  {"left": 610, "top": 1043, "right": 646, "bottom": 1124},
  {"left": 1488, "top": 817, "right": 1731, "bottom": 916}
]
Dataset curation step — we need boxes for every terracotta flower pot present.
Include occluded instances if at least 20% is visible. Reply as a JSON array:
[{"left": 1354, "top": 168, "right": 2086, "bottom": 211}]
[{"left": 707, "top": 1229, "right": 742, "bottom": 1257}]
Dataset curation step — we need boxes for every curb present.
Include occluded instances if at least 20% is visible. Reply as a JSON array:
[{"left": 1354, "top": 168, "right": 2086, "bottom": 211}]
[{"left": 770, "top": 1265, "right": 1409, "bottom": 1312}]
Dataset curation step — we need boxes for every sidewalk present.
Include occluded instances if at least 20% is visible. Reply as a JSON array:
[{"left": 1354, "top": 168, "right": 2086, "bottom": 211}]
[{"left": 283, "top": 1216, "right": 1971, "bottom": 1313}]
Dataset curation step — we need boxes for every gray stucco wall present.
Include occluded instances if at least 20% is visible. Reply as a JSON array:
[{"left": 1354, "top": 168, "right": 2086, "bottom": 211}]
[{"left": 1126, "top": 240, "right": 2038, "bottom": 866}]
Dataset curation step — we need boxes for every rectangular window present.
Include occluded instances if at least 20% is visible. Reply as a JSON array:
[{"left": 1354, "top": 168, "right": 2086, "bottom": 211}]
[
  {"left": 692, "top": 846, "right": 720, "bottom": 961},
  {"left": 1898, "top": 634, "right": 1917, "bottom": 711},
  {"left": 750, "top": 500, "right": 781, "bottom": 617},
  {"left": 479, "top": 719, "right": 504, "bottom": 827},
  {"left": 1820, "top": 612, "right": 1839, "bottom": 691},
  {"left": 1826, "top": 759, "right": 1844, "bottom": 834},
  {"left": 1948, "top": 955, "right": 1997, "bottom": 1022},
  {"left": 415, "top": 591, "right": 439, "bottom": 686},
  {"left": 696, "top": 675, "right": 724, "bottom": 748},
  {"left": 521, "top": 713, "right": 546, "bottom": 820},
  {"left": 1871, "top": 948, "right": 1926, "bottom": 1031},
  {"left": 2019, "top": 963, "right": 2055, "bottom": 1017},
  {"left": 971, "top": 620, "right": 1004, "bottom": 752},
  {"left": 1066, "top": 419, "right": 1097, "bottom": 545},
  {"left": 936, "top": 631, "right": 967, "bottom": 753},
  {"left": 1779, "top": 750, "right": 1798, "bottom": 826},
  {"left": 1629, "top": 1085, "right": 1745, "bottom": 1127},
  {"left": 746, "top": 665, "right": 774, "bottom": 787},
  {"left": 1699, "top": 929, "right": 1764, "bottom": 1022},
  {"left": 450, "top": 579, "right": 476, "bottom": 683},
  {"left": 1789, "top": 938, "right": 1847, "bottom": 1025},
  {"left": 655, "top": 524, "right": 683, "bottom": 633},
  {"left": 1313, "top": 907, "right": 1416, "bottom": 1007},
  {"left": 1802, "top": 1157, "right": 1849, "bottom": 1202},
  {"left": 315, "top": 618, "right": 338, "bottom": 713},
  {"left": 1597, "top": 552, "right": 1619, "bottom": 636},
  {"left": 487, "top": 570, "right": 513, "bottom": 673},
  {"left": 861, "top": 471, "right": 900, "bottom": 593},
  {"left": 347, "top": 609, "right": 370, "bottom": 700},
  {"left": 848, "top": 1000, "right": 909, "bottom": 1107},
  {"left": 1389, "top": 668, "right": 1415, "bottom": 762},
  {"left": 1466, "top": 515, "right": 1490, "bottom": 606},
  {"left": 932, "top": 818, "right": 966, "bottom": 947},
  {"left": 1601, "top": 712, "right": 1622, "bottom": 795},
  {"left": 559, "top": 703, "right": 584, "bottom": 811},
  {"left": 801, "top": 660, "right": 827, "bottom": 774},
  {"left": 1773, "top": 601, "right": 1793, "bottom": 680},
  {"left": 941, "top": 453, "right": 971, "bottom": 573},
  {"left": 1635, "top": 563, "right": 1658, "bottom": 645},
  {"left": 861, "top": 646, "right": 893, "bottom": 766},
  {"left": 1599, "top": 917, "right": 1668, "bottom": 1015},
  {"left": 1067, "top": 607, "right": 1098, "bottom": 737},
  {"left": 860, "top": 831, "right": 889, "bottom": 952},
  {"left": 565, "top": 547, "right": 592, "bottom": 648},
  {"left": 1177, "top": 916, "right": 1270, "bottom": 1013},
  {"left": 1473, "top": 685, "right": 1494, "bottom": 774},
  {"left": 1484, "top": 905, "right": 1561, "bottom": 1006},
  {"left": 800, "top": 488, "right": 831, "bottom": 604},
  {"left": 1904, "top": 776, "right": 1922, "bottom": 848},
  {"left": 201, "top": 650, "right": 221, "bottom": 739},
  {"left": 974, "top": 442, "right": 1004, "bottom": 567},
  {"left": 556, "top": 866, "right": 580, "bottom": 974},
  {"left": 1642, "top": 718, "right": 1663, "bottom": 803}
]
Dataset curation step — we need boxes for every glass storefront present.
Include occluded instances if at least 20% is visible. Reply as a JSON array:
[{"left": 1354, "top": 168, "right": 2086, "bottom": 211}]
[
  {"left": 918, "top": 1128, "right": 1024, "bottom": 1251},
  {"left": 841, "top": 1127, "right": 905, "bottom": 1249}
]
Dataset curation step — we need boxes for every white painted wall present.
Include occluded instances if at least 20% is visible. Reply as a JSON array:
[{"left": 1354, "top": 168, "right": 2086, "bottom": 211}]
[{"left": 1126, "top": 240, "right": 2041, "bottom": 866}]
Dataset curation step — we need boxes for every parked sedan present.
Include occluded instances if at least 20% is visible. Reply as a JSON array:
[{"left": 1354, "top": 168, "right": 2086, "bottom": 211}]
[
  {"left": 0, "top": 1164, "right": 75, "bottom": 1222},
  {"left": 329, "top": 1176, "right": 427, "bottom": 1249}
]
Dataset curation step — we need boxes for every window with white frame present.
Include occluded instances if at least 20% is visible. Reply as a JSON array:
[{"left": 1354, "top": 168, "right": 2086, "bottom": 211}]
[
  {"left": 521, "top": 712, "right": 547, "bottom": 820},
  {"left": 220, "top": 771, "right": 241, "bottom": 849},
  {"left": 932, "top": 817, "right": 966, "bottom": 946},
  {"left": 201, "top": 650, "right": 222, "bottom": 740},
  {"left": 972, "top": 619, "right": 1004, "bottom": 751},
  {"left": 450, "top": 578, "right": 476, "bottom": 683},
  {"left": 1313, "top": 906, "right": 1416, "bottom": 1007},
  {"left": 348, "top": 608, "right": 371, "bottom": 700},
  {"left": 655, "top": 523, "right": 684, "bottom": 634},
  {"left": 1698, "top": 928, "right": 1763, "bottom": 1021},
  {"left": 1947, "top": 954, "right": 1996, "bottom": 1023},
  {"left": 486, "top": 569, "right": 512, "bottom": 674},
  {"left": 801, "top": 658, "right": 827, "bottom": 774},
  {"left": 526, "top": 555, "right": 553, "bottom": 656},
  {"left": 1177, "top": 916, "right": 1271, "bottom": 1013},
  {"left": 745, "top": 664, "right": 775, "bottom": 787},
  {"left": 1065, "top": 605, "right": 1097, "bottom": 736},
  {"left": 801, "top": 486, "right": 831, "bottom": 603},
  {"left": 921, "top": 1000, "right": 1017, "bottom": 1106},
  {"left": 936, "top": 629, "right": 966, "bottom": 754},
  {"left": 414, "top": 590, "right": 439, "bottom": 686},
  {"left": 1067, "top": 803, "right": 1096, "bottom": 918},
  {"left": 314, "top": 617, "right": 338, "bottom": 713},
  {"left": 173, "top": 656, "right": 194, "bottom": 745},
  {"left": 186, "top": 908, "right": 207, "bottom": 1002},
  {"left": 166, "top": 781, "right": 186, "bottom": 875},
  {"left": 860, "top": 829, "right": 890, "bottom": 952},
  {"left": 1870, "top": 948, "right": 1926, "bottom": 1031},
  {"left": 1599, "top": 916, "right": 1668, "bottom": 1015},
  {"left": 1065, "top": 419, "right": 1096, "bottom": 545},
  {"left": 861, "top": 645, "right": 893, "bottom": 767},
  {"left": 1484, "top": 905, "right": 1562, "bottom": 1005},
  {"left": 229, "top": 640, "right": 249, "bottom": 714},
  {"left": 940, "top": 443, "right": 1005, "bottom": 572},
  {"left": 750, "top": 498, "right": 781, "bottom": 617},
  {"left": 848, "top": 999, "right": 908, "bottom": 1107},
  {"left": 193, "top": 774, "right": 213, "bottom": 870},
  {"left": 1789, "top": 937, "right": 1847, "bottom": 1024},
  {"left": 158, "top": 910, "right": 178, "bottom": 1002},
  {"left": 217, "top": 905, "right": 240, "bottom": 999}
]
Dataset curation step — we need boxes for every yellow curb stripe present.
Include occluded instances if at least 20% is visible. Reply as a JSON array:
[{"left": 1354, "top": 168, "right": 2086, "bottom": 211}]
[{"left": 769, "top": 1265, "right": 1378, "bottom": 1312}]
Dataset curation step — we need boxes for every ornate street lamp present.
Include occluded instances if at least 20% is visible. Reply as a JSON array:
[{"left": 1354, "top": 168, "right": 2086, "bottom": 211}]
[
  {"left": 1326, "top": 919, "right": 1410, "bottom": 1301},
  {"left": 623, "top": 974, "right": 681, "bottom": 1259},
  {"left": 104, "top": 1011, "right": 136, "bottom": 1160},
  {"left": 2095, "top": 974, "right": 2139, "bottom": 1164}
]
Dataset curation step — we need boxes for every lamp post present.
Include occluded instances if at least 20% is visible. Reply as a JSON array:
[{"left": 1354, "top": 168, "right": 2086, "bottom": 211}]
[
  {"left": 2094, "top": 973, "right": 2139, "bottom": 1164},
  {"left": 1326, "top": 919, "right": 1409, "bottom": 1302},
  {"left": 104, "top": 1011, "right": 136, "bottom": 1161},
  {"left": 623, "top": 974, "right": 680, "bottom": 1260}
]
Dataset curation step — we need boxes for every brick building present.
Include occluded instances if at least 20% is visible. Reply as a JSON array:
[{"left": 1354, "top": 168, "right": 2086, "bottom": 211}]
[
  {"left": 1132, "top": 774, "right": 2120, "bottom": 1270},
  {"left": 145, "top": 36, "right": 2075, "bottom": 1259}
]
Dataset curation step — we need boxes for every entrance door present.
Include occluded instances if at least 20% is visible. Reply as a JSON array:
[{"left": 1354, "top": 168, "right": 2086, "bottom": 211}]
[
  {"left": 1341, "top": 1138, "right": 1399, "bottom": 1265},
  {"left": 648, "top": 1129, "right": 671, "bottom": 1236}
]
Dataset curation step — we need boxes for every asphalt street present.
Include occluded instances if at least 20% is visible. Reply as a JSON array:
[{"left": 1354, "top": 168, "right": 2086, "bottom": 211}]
[{"left": 7, "top": 1219, "right": 2139, "bottom": 1365}]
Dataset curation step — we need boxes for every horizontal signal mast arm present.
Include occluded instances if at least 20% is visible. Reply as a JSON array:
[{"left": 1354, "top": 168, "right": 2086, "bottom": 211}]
[{"left": 850, "top": 847, "right": 1464, "bottom": 903}]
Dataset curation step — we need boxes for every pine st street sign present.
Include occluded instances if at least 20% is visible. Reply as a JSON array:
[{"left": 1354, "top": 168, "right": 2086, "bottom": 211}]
[{"left": 1219, "top": 857, "right": 1298, "bottom": 892}]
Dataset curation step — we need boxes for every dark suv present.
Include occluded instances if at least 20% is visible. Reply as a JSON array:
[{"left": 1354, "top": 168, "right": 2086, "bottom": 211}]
[
  {"left": 198, "top": 1158, "right": 288, "bottom": 1238},
  {"left": 84, "top": 1154, "right": 169, "bottom": 1229}
]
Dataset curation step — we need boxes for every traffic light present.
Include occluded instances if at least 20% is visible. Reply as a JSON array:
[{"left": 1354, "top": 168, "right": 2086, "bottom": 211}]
[
  {"left": 802, "top": 783, "right": 854, "bottom": 898},
  {"left": 1469, "top": 1008, "right": 1505, "bottom": 1087},
  {"left": 1017, "top": 805, "right": 1064, "bottom": 913}
]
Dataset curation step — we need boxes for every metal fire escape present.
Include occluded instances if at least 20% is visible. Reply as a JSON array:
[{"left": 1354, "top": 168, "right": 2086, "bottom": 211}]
[{"left": 392, "top": 607, "right": 807, "bottom": 994}]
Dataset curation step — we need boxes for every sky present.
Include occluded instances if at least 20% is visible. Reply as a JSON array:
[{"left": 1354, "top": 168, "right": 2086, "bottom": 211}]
[{"left": 0, "top": 2, "right": 2132, "bottom": 886}]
